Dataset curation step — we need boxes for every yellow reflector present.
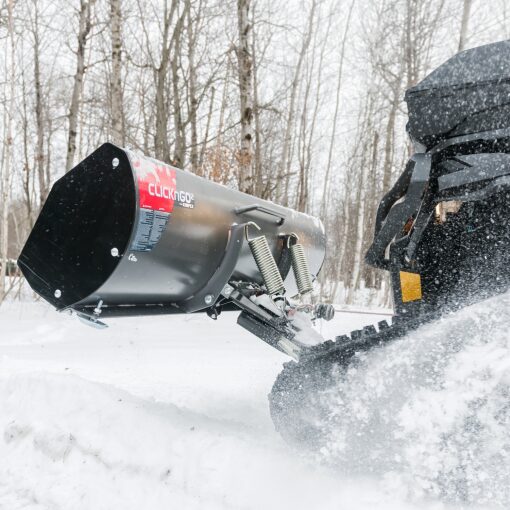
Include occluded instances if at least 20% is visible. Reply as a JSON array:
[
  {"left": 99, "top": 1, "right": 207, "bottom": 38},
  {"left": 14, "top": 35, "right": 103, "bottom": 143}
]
[{"left": 400, "top": 271, "right": 422, "bottom": 303}]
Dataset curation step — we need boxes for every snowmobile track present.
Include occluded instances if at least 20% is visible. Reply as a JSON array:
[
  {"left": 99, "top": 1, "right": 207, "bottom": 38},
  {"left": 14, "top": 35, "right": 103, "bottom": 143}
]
[{"left": 269, "top": 316, "right": 429, "bottom": 447}]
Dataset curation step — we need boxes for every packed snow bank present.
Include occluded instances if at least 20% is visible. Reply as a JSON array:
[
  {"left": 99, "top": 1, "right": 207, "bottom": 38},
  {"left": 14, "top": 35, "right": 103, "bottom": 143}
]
[
  {"left": 0, "top": 302, "right": 419, "bottom": 510},
  {"left": 0, "top": 373, "right": 344, "bottom": 510},
  {"left": 319, "top": 291, "right": 510, "bottom": 507},
  {"left": 5, "top": 295, "right": 508, "bottom": 509}
]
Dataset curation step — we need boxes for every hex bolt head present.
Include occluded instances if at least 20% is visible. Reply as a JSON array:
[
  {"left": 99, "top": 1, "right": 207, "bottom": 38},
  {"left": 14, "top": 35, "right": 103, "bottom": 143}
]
[
  {"left": 204, "top": 294, "right": 214, "bottom": 305},
  {"left": 54, "top": 289, "right": 62, "bottom": 298},
  {"left": 111, "top": 247, "right": 119, "bottom": 257},
  {"left": 222, "top": 285, "right": 233, "bottom": 297},
  {"left": 112, "top": 158, "right": 120, "bottom": 168}
]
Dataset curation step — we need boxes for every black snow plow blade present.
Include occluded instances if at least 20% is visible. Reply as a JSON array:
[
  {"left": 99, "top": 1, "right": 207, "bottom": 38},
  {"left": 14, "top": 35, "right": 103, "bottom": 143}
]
[
  {"left": 19, "top": 143, "right": 332, "bottom": 358},
  {"left": 19, "top": 143, "right": 326, "bottom": 330}
]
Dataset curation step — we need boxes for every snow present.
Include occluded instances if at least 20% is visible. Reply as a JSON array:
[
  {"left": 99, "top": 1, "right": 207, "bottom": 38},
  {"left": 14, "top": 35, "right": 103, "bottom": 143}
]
[
  {"left": 317, "top": 293, "right": 510, "bottom": 508},
  {"left": 0, "top": 297, "right": 505, "bottom": 509}
]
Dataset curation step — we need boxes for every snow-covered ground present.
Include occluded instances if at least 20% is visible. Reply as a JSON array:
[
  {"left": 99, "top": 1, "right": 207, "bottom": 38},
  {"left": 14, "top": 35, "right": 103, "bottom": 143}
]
[{"left": 0, "top": 297, "right": 507, "bottom": 510}]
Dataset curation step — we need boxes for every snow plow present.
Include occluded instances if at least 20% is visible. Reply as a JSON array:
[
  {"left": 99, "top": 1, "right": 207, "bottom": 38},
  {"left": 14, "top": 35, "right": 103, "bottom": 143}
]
[{"left": 18, "top": 41, "right": 510, "bottom": 445}]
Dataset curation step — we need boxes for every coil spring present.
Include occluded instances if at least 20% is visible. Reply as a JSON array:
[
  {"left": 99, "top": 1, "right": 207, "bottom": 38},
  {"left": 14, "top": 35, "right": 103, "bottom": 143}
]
[
  {"left": 290, "top": 239, "right": 313, "bottom": 295},
  {"left": 248, "top": 235, "right": 285, "bottom": 295}
]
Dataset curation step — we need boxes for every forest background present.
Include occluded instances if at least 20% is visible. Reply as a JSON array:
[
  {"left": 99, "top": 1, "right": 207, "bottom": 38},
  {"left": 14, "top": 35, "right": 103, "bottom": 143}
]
[{"left": 0, "top": 0, "right": 504, "bottom": 305}]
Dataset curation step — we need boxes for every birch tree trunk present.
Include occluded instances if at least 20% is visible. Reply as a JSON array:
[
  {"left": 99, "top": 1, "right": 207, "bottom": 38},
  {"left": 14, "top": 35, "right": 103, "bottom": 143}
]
[
  {"left": 66, "top": 0, "right": 94, "bottom": 172},
  {"left": 187, "top": 0, "right": 199, "bottom": 173},
  {"left": 32, "top": 3, "right": 48, "bottom": 206},
  {"left": 111, "top": 0, "right": 124, "bottom": 146},
  {"left": 236, "top": 0, "right": 254, "bottom": 194},
  {"left": 251, "top": 4, "right": 263, "bottom": 197},
  {"left": 0, "top": 0, "right": 15, "bottom": 301},
  {"left": 458, "top": 0, "right": 472, "bottom": 51}
]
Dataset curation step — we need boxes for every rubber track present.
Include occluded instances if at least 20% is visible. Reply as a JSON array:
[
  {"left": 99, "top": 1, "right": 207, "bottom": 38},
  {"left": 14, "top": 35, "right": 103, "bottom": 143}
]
[
  {"left": 299, "top": 314, "right": 427, "bottom": 364},
  {"left": 269, "top": 314, "right": 432, "bottom": 445}
]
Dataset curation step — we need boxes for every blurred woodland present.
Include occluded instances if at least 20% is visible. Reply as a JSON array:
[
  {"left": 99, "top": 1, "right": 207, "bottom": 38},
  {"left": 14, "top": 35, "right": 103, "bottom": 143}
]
[{"left": 0, "top": 0, "right": 508, "bottom": 304}]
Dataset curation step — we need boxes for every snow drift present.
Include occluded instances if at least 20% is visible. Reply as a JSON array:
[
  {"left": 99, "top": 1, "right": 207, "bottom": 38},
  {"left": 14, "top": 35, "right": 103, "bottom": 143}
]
[
  {"left": 0, "top": 372, "right": 347, "bottom": 510},
  {"left": 317, "top": 291, "right": 510, "bottom": 506},
  {"left": 1, "top": 297, "right": 509, "bottom": 509},
  {"left": 0, "top": 305, "right": 402, "bottom": 510}
]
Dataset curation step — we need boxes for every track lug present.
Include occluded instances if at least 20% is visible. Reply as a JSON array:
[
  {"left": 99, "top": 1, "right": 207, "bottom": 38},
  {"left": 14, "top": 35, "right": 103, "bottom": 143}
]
[
  {"left": 363, "top": 325, "right": 377, "bottom": 335},
  {"left": 378, "top": 319, "right": 389, "bottom": 330},
  {"left": 350, "top": 329, "right": 363, "bottom": 340}
]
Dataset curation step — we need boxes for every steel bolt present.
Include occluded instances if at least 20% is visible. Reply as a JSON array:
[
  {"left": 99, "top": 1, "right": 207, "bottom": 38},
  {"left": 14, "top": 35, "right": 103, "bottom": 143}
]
[
  {"left": 112, "top": 158, "right": 120, "bottom": 168},
  {"left": 111, "top": 247, "right": 119, "bottom": 257},
  {"left": 54, "top": 289, "right": 62, "bottom": 298},
  {"left": 204, "top": 294, "right": 214, "bottom": 305},
  {"left": 222, "top": 285, "right": 233, "bottom": 297}
]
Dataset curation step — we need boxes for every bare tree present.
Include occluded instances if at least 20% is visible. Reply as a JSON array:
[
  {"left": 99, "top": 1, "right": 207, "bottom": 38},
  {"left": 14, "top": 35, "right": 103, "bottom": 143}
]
[
  {"left": 111, "top": 0, "right": 124, "bottom": 145},
  {"left": 279, "top": 0, "right": 316, "bottom": 206},
  {"left": 20, "top": 72, "right": 34, "bottom": 227},
  {"left": 296, "top": 3, "right": 333, "bottom": 213},
  {"left": 186, "top": 0, "right": 200, "bottom": 173},
  {"left": 251, "top": 3, "right": 262, "bottom": 196},
  {"left": 198, "top": 86, "right": 216, "bottom": 174},
  {"left": 320, "top": 0, "right": 354, "bottom": 218},
  {"left": 458, "top": 0, "right": 472, "bottom": 51},
  {"left": 0, "top": 0, "right": 16, "bottom": 301},
  {"left": 30, "top": 1, "right": 50, "bottom": 206},
  {"left": 171, "top": 4, "right": 188, "bottom": 167},
  {"left": 2, "top": 0, "right": 507, "bottom": 308},
  {"left": 236, "top": 0, "right": 254, "bottom": 193},
  {"left": 153, "top": 0, "right": 177, "bottom": 162},
  {"left": 66, "top": 0, "right": 95, "bottom": 172},
  {"left": 142, "top": 0, "right": 188, "bottom": 165},
  {"left": 208, "top": 59, "right": 231, "bottom": 182}
]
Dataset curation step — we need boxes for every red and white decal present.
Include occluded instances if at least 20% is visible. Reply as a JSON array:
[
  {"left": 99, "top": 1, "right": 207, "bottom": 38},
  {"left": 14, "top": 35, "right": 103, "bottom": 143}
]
[{"left": 129, "top": 153, "right": 177, "bottom": 213}]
